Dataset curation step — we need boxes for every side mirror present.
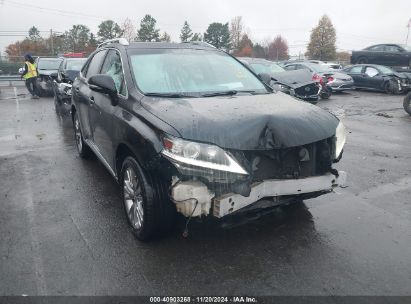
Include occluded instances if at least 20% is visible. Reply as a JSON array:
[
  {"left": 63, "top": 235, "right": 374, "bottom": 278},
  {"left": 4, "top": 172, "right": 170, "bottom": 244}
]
[
  {"left": 88, "top": 74, "right": 118, "bottom": 106},
  {"left": 258, "top": 73, "right": 273, "bottom": 85}
]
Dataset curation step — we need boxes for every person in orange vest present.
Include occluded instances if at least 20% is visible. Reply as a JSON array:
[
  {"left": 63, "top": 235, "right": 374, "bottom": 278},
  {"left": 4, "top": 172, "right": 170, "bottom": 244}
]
[{"left": 21, "top": 54, "right": 40, "bottom": 99}]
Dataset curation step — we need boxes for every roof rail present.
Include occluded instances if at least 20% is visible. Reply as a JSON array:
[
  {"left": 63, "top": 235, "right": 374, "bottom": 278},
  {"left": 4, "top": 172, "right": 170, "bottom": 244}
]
[
  {"left": 182, "top": 41, "right": 216, "bottom": 49},
  {"left": 97, "top": 38, "right": 129, "bottom": 49}
]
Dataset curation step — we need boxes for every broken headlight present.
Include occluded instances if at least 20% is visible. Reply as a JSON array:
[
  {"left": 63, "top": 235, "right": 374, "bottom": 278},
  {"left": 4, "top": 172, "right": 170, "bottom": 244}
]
[
  {"left": 335, "top": 121, "right": 346, "bottom": 159},
  {"left": 161, "top": 136, "right": 248, "bottom": 175}
]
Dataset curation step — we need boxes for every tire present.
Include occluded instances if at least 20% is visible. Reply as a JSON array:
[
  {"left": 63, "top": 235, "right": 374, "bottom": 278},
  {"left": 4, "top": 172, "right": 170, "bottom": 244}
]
[
  {"left": 54, "top": 94, "right": 61, "bottom": 114},
  {"left": 121, "top": 157, "right": 176, "bottom": 241},
  {"left": 384, "top": 80, "right": 400, "bottom": 95},
  {"left": 404, "top": 92, "right": 411, "bottom": 115},
  {"left": 356, "top": 57, "right": 368, "bottom": 64},
  {"left": 73, "top": 111, "right": 92, "bottom": 158}
]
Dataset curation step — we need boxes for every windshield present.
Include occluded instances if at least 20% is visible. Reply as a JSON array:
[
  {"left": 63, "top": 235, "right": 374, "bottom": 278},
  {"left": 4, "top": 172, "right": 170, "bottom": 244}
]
[
  {"left": 400, "top": 44, "right": 411, "bottom": 52},
  {"left": 129, "top": 49, "right": 268, "bottom": 95},
  {"left": 378, "top": 65, "right": 395, "bottom": 74},
  {"left": 65, "top": 59, "right": 87, "bottom": 71},
  {"left": 37, "top": 59, "right": 62, "bottom": 70},
  {"left": 250, "top": 62, "right": 285, "bottom": 75},
  {"left": 308, "top": 63, "right": 332, "bottom": 73}
]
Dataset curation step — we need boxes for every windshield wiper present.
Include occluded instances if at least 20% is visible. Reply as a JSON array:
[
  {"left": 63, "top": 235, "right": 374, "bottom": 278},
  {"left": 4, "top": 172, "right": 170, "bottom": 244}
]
[
  {"left": 144, "top": 92, "right": 196, "bottom": 98},
  {"left": 200, "top": 90, "right": 257, "bottom": 97}
]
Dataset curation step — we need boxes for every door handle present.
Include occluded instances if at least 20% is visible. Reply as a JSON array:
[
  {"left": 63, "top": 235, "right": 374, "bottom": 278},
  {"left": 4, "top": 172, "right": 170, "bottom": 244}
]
[{"left": 89, "top": 96, "right": 95, "bottom": 105}]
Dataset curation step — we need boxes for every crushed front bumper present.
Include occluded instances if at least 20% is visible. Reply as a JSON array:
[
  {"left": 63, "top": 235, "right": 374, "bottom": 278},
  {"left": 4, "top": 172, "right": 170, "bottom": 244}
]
[{"left": 171, "top": 171, "right": 347, "bottom": 218}]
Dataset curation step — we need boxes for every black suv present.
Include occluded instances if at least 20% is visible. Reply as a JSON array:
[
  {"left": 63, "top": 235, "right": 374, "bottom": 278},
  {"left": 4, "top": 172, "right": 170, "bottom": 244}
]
[{"left": 71, "top": 39, "right": 347, "bottom": 241}]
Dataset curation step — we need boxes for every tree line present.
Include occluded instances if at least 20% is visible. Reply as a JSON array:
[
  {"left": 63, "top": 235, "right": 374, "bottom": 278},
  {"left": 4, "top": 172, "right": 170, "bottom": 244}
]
[{"left": 5, "top": 14, "right": 345, "bottom": 63}]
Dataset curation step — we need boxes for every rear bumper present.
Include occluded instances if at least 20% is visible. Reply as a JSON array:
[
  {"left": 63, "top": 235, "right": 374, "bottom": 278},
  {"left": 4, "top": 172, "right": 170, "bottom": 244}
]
[
  {"left": 329, "top": 82, "right": 355, "bottom": 91},
  {"left": 171, "top": 171, "right": 347, "bottom": 218}
]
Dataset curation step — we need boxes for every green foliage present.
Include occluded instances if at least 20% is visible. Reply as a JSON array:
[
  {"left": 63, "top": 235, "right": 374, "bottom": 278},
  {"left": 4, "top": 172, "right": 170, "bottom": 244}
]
[
  {"left": 97, "top": 20, "right": 123, "bottom": 42},
  {"left": 191, "top": 33, "right": 202, "bottom": 41},
  {"left": 136, "top": 14, "right": 160, "bottom": 42},
  {"left": 28, "top": 26, "right": 41, "bottom": 41},
  {"left": 160, "top": 32, "right": 171, "bottom": 42},
  {"left": 180, "top": 21, "right": 193, "bottom": 42},
  {"left": 203, "top": 22, "right": 230, "bottom": 50},
  {"left": 252, "top": 44, "right": 266, "bottom": 58},
  {"left": 64, "top": 25, "right": 91, "bottom": 52},
  {"left": 306, "top": 15, "right": 337, "bottom": 61}
]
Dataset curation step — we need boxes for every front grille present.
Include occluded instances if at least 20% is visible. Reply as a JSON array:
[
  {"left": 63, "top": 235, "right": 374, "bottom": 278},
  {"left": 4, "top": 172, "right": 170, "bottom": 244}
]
[
  {"left": 230, "top": 138, "right": 334, "bottom": 182},
  {"left": 295, "top": 84, "right": 318, "bottom": 97}
]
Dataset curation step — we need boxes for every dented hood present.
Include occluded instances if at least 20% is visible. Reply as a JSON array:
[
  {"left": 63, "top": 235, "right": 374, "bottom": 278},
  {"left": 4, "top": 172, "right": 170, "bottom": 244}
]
[
  {"left": 141, "top": 92, "right": 339, "bottom": 150},
  {"left": 270, "top": 70, "right": 315, "bottom": 88}
]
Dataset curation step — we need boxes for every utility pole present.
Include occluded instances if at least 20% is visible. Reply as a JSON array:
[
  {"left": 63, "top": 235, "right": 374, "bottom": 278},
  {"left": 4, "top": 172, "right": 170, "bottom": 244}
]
[{"left": 50, "top": 29, "right": 54, "bottom": 56}]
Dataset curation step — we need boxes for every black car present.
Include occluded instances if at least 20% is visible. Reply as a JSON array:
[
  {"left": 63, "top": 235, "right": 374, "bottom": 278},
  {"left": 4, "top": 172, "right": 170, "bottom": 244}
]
[
  {"left": 342, "top": 64, "right": 411, "bottom": 94},
  {"left": 71, "top": 39, "right": 347, "bottom": 241},
  {"left": 238, "top": 57, "right": 321, "bottom": 103},
  {"left": 351, "top": 44, "right": 411, "bottom": 68},
  {"left": 53, "top": 58, "right": 87, "bottom": 112},
  {"left": 35, "top": 57, "right": 63, "bottom": 96},
  {"left": 284, "top": 62, "right": 355, "bottom": 93}
]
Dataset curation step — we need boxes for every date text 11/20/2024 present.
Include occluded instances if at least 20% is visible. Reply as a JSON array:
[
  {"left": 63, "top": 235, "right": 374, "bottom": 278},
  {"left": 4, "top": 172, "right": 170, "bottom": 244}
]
[{"left": 149, "top": 296, "right": 258, "bottom": 303}]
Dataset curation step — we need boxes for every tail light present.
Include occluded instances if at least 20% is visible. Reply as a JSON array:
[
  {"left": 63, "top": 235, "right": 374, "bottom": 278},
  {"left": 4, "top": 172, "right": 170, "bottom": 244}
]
[
  {"left": 313, "top": 73, "right": 325, "bottom": 85},
  {"left": 312, "top": 73, "right": 322, "bottom": 82},
  {"left": 327, "top": 76, "right": 335, "bottom": 83}
]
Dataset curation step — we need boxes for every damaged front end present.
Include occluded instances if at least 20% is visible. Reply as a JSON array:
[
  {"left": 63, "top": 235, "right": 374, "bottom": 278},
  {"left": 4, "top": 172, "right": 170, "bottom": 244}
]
[
  {"left": 163, "top": 122, "right": 347, "bottom": 219},
  {"left": 272, "top": 81, "right": 321, "bottom": 104}
]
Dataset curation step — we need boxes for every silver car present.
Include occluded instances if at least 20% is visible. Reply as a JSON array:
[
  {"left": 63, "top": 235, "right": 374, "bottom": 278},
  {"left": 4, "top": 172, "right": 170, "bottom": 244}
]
[{"left": 284, "top": 62, "right": 355, "bottom": 92}]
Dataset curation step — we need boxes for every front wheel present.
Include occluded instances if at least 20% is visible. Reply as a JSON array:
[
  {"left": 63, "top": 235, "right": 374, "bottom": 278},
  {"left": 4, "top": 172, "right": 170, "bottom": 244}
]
[
  {"left": 121, "top": 157, "right": 176, "bottom": 241},
  {"left": 404, "top": 93, "right": 411, "bottom": 115},
  {"left": 384, "top": 80, "right": 400, "bottom": 95}
]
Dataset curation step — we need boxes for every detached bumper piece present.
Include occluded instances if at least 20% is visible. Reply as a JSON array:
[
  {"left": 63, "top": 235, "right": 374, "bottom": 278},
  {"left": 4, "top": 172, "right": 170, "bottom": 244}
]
[{"left": 170, "top": 171, "right": 346, "bottom": 218}]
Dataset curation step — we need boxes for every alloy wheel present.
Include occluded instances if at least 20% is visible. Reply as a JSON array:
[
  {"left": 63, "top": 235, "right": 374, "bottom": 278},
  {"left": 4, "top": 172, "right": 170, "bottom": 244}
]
[
  {"left": 74, "top": 115, "right": 83, "bottom": 152},
  {"left": 123, "top": 166, "right": 144, "bottom": 230}
]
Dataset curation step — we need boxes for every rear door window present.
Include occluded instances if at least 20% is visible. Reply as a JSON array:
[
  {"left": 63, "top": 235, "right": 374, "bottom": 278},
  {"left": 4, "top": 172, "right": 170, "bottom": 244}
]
[{"left": 365, "top": 67, "right": 379, "bottom": 77}]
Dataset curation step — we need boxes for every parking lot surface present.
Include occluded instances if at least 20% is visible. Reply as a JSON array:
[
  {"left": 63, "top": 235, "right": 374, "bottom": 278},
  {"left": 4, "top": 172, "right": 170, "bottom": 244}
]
[{"left": 0, "top": 85, "right": 410, "bottom": 296}]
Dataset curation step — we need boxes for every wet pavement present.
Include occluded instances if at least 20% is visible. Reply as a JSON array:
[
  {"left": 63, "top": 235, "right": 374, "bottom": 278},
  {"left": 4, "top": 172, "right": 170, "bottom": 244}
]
[{"left": 0, "top": 84, "right": 410, "bottom": 296}]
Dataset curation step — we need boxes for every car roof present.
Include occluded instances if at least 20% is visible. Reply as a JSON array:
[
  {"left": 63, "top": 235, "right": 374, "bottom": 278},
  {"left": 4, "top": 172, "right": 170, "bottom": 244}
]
[
  {"left": 238, "top": 57, "right": 274, "bottom": 64},
  {"left": 106, "top": 41, "right": 217, "bottom": 51}
]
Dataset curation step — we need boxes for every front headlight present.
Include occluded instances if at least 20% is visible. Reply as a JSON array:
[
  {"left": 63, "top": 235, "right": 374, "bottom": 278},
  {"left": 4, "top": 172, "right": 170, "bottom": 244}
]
[
  {"left": 161, "top": 136, "right": 248, "bottom": 175},
  {"left": 335, "top": 122, "right": 346, "bottom": 159}
]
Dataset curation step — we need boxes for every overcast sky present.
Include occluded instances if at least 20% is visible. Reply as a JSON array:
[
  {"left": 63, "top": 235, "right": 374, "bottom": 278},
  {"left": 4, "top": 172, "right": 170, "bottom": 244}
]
[{"left": 0, "top": 0, "right": 410, "bottom": 56}]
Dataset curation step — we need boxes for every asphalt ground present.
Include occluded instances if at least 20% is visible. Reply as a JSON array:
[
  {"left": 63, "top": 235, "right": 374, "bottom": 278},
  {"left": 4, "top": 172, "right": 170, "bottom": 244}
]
[{"left": 0, "top": 84, "right": 410, "bottom": 296}]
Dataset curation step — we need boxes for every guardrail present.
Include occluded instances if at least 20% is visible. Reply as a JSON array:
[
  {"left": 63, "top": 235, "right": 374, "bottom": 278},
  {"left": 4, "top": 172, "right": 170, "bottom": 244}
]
[{"left": 0, "top": 75, "right": 23, "bottom": 86}]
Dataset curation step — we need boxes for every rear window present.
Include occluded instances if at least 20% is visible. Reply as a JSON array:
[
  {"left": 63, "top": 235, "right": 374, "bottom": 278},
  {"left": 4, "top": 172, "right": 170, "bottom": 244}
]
[{"left": 37, "top": 59, "right": 62, "bottom": 70}]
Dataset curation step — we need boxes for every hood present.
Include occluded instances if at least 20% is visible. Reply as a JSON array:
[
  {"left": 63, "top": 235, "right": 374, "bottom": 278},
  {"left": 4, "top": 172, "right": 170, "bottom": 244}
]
[
  {"left": 141, "top": 92, "right": 339, "bottom": 150},
  {"left": 386, "top": 72, "right": 409, "bottom": 79},
  {"left": 38, "top": 69, "right": 58, "bottom": 76},
  {"left": 270, "top": 70, "right": 315, "bottom": 88},
  {"left": 64, "top": 69, "right": 80, "bottom": 81}
]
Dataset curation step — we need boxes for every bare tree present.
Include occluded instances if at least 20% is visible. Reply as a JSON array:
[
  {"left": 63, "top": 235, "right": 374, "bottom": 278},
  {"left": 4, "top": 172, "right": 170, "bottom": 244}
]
[
  {"left": 267, "top": 35, "right": 289, "bottom": 61},
  {"left": 121, "top": 18, "right": 136, "bottom": 42},
  {"left": 229, "top": 16, "right": 243, "bottom": 53}
]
